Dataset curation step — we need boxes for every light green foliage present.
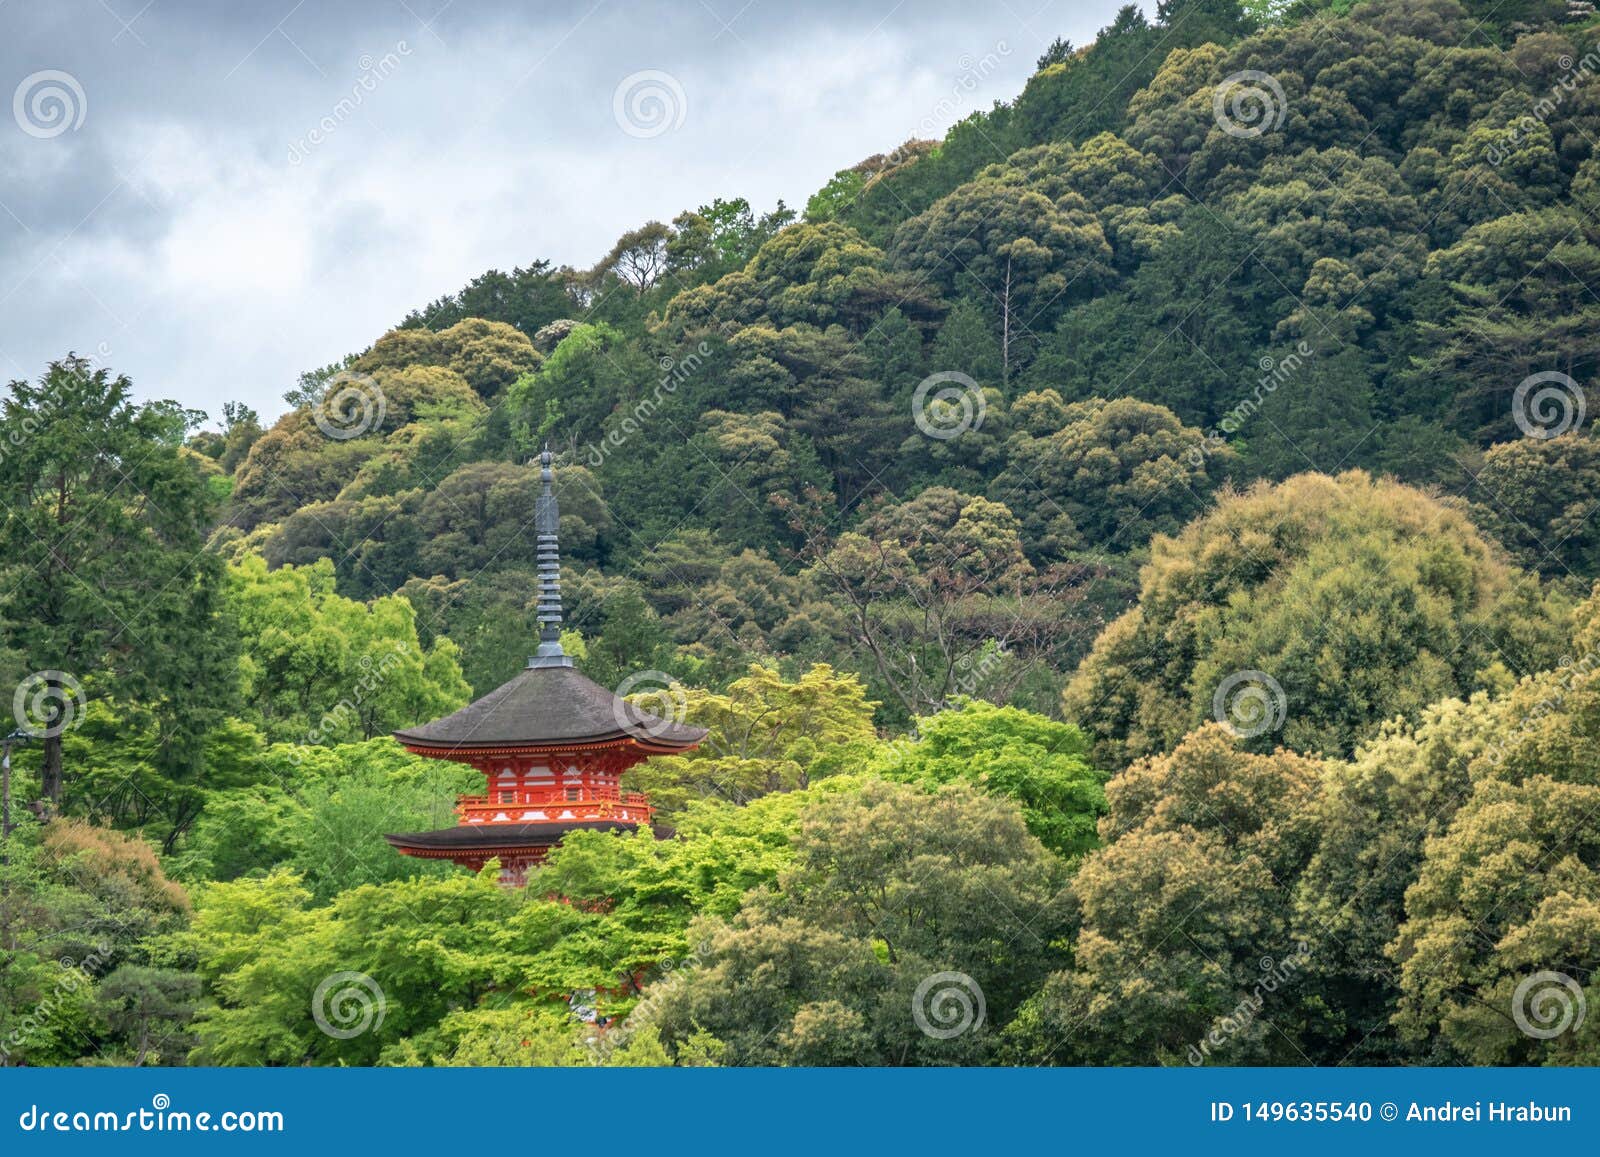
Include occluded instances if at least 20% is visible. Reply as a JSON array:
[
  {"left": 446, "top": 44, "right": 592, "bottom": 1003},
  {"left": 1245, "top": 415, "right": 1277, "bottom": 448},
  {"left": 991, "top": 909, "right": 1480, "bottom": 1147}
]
[
  {"left": 625, "top": 664, "right": 879, "bottom": 817},
  {"left": 181, "top": 870, "right": 518, "bottom": 1065},
  {"left": 179, "top": 781, "right": 844, "bottom": 1065},
  {"left": 187, "top": 739, "right": 476, "bottom": 899},
  {"left": 874, "top": 700, "right": 1106, "bottom": 858},
  {"left": 228, "top": 554, "right": 470, "bottom": 744}
]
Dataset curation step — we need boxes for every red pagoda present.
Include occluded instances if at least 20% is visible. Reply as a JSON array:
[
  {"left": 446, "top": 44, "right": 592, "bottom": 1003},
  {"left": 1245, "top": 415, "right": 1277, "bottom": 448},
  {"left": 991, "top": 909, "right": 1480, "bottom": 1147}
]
[{"left": 386, "top": 447, "right": 705, "bottom": 886}]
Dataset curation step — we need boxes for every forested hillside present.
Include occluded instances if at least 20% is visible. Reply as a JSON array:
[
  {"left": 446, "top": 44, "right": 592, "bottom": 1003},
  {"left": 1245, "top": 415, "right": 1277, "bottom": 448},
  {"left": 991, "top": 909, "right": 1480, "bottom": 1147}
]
[{"left": 4, "top": 0, "right": 1600, "bottom": 1066}]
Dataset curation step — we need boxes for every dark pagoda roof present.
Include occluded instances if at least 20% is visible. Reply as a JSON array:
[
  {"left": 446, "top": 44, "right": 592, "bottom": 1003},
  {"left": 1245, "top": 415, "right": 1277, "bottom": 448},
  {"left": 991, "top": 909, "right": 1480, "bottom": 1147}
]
[
  {"left": 385, "top": 819, "right": 640, "bottom": 851},
  {"left": 392, "top": 663, "right": 706, "bottom": 752}
]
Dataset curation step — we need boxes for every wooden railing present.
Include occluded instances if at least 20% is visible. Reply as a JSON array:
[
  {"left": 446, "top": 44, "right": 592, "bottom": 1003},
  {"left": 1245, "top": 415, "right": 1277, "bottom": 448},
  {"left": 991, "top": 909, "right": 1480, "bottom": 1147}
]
[{"left": 454, "top": 792, "right": 652, "bottom": 825}]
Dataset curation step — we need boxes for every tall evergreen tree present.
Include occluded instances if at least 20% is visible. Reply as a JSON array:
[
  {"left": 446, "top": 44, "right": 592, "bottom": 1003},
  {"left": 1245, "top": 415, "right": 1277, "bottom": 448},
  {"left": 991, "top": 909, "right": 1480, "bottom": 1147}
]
[{"left": 0, "top": 357, "right": 236, "bottom": 809}]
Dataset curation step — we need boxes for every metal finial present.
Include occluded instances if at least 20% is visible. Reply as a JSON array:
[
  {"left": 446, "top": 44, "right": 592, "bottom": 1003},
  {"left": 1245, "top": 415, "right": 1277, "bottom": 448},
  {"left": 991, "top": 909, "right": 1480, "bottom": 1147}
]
[{"left": 529, "top": 443, "right": 571, "bottom": 668}]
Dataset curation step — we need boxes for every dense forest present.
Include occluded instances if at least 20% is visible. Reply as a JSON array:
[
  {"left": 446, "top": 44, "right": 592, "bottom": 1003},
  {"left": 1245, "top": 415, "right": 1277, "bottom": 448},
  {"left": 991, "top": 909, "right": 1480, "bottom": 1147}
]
[{"left": 5, "top": 0, "right": 1600, "bottom": 1066}]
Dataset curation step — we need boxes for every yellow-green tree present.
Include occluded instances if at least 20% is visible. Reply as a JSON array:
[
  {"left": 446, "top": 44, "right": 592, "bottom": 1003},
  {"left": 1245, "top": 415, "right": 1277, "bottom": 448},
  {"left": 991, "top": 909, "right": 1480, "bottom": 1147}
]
[
  {"left": 1064, "top": 471, "right": 1568, "bottom": 764},
  {"left": 624, "top": 664, "right": 878, "bottom": 818}
]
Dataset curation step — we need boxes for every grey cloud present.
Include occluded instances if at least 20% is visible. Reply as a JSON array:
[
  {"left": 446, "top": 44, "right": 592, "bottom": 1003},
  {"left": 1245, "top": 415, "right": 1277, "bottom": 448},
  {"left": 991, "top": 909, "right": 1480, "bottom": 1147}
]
[{"left": 0, "top": 0, "right": 1134, "bottom": 420}]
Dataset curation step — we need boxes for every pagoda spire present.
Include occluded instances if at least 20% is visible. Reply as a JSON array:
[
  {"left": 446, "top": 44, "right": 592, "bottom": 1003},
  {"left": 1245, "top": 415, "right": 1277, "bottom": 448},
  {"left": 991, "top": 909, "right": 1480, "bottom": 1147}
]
[{"left": 530, "top": 443, "right": 572, "bottom": 669}]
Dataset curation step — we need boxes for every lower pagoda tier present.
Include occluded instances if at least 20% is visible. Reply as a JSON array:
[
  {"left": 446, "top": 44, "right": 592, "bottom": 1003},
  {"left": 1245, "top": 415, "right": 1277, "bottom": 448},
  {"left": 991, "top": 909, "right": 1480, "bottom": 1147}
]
[
  {"left": 384, "top": 446, "right": 705, "bottom": 886},
  {"left": 385, "top": 820, "right": 641, "bottom": 887}
]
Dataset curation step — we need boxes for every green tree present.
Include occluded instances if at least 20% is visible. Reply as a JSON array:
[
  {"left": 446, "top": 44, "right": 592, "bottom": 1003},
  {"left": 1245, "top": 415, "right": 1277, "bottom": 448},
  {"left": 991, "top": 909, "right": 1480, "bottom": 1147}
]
[
  {"left": 890, "top": 175, "right": 1113, "bottom": 374},
  {"left": 1007, "top": 726, "right": 1328, "bottom": 1065},
  {"left": 227, "top": 555, "right": 470, "bottom": 744},
  {"left": 401, "top": 261, "right": 577, "bottom": 335},
  {"left": 95, "top": 965, "right": 201, "bottom": 1066},
  {"left": 807, "top": 488, "right": 1074, "bottom": 721},
  {"left": 874, "top": 700, "right": 1107, "bottom": 858},
  {"left": 995, "top": 392, "right": 1231, "bottom": 557},
  {"left": 1064, "top": 471, "right": 1569, "bottom": 764},
  {"left": 0, "top": 357, "right": 236, "bottom": 807},
  {"left": 654, "top": 780, "right": 1072, "bottom": 1065},
  {"left": 625, "top": 664, "right": 878, "bottom": 818}
]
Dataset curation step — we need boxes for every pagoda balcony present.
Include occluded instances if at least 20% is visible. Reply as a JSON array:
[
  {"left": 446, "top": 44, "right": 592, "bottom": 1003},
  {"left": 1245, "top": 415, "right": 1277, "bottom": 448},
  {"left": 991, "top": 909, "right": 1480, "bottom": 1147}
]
[{"left": 453, "top": 791, "right": 653, "bottom": 826}]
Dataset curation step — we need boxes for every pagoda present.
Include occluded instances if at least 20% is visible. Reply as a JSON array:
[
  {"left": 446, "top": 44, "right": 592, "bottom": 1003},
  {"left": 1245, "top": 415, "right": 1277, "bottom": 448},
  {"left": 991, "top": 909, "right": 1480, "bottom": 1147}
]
[{"left": 386, "top": 447, "right": 705, "bottom": 886}]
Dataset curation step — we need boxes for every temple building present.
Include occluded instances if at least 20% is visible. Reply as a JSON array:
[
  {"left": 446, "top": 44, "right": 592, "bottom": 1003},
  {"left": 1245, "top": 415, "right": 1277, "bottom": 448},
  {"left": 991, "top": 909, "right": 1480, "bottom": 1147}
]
[{"left": 385, "top": 447, "right": 705, "bottom": 885}]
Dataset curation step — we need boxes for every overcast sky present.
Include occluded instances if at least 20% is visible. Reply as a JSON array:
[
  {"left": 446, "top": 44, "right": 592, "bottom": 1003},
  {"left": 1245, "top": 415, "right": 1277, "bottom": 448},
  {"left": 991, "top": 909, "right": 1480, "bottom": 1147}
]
[{"left": 1, "top": 0, "right": 1134, "bottom": 425}]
